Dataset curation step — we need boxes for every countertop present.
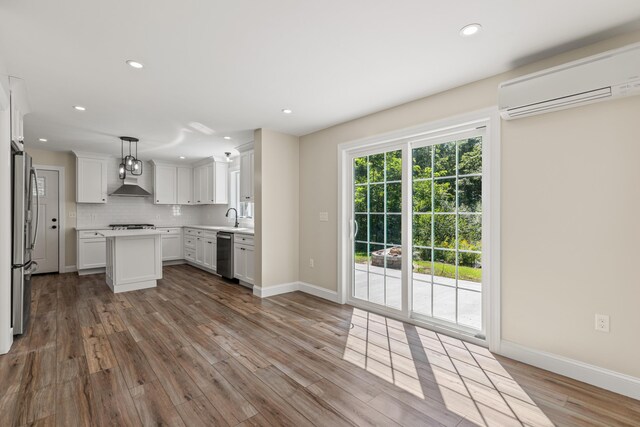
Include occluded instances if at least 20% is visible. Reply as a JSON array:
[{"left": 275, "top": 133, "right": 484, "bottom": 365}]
[
  {"left": 76, "top": 225, "right": 254, "bottom": 236},
  {"left": 96, "top": 229, "right": 164, "bottom": 237}
]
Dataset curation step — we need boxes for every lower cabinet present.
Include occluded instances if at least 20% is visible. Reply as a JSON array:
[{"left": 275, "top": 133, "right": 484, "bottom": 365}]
[
  {"left": 77, "top": 231, "right": 107, "bottom": 271},
  {"left": 234, "top": 242, "right": 254, "bottom": 285},
  {"left": 160, "top": 228, "right": 183, "bottom": 261},
  {"left": 185, "top": 228, "right": 217, "bottom": 273}
]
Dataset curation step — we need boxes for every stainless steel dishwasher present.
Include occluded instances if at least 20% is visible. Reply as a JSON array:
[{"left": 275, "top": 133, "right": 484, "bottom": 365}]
[{"left": 216, "top": 232, "right": 234, "bottom": 279}]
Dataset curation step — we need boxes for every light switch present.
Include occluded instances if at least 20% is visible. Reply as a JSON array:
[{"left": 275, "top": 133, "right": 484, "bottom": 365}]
[{"left": 319, "top": 212, "right": 329, "bottom": 222}]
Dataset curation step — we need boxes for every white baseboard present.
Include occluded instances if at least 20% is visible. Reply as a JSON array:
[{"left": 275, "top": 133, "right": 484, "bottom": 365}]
[
  {"left": 298, "top": 281, "right": 340, "bottom": 303},
  {"left": 62, "top": 265, "right": 77, "bottom": 273},
  {"left": 499, "top": 340, "right": 640, "bottom": 400},
  {"left": 252, "top": 280, "right": 340, "bottom": 303}
]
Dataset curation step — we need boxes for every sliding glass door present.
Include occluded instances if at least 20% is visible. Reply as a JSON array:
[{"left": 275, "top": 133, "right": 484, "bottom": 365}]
[{"left": 349, "top": 129, "right": 486, "bottom": 337}]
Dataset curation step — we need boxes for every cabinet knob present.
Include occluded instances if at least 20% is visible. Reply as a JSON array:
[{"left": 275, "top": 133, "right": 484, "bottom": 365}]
[
  {"left": 102, "top": 198, "right": 105, "bottom": 201},
  {"left": 157, "top": 200, "right": 159, "bottom": 202}
]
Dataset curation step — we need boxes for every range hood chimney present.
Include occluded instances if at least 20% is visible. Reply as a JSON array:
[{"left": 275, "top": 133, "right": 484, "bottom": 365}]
[{"left": 109, "top": 177, "right": 152, "bottom": 197}]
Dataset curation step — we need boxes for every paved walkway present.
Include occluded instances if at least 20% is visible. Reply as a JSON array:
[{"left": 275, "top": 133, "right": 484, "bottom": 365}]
[{"left": 354, "top": 264, "right": 481, "bottom": 330}]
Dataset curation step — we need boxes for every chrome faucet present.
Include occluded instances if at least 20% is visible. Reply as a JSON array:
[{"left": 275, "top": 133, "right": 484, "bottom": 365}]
[{"left": 225, "top": 208, "right": 239, "bottom": 228}]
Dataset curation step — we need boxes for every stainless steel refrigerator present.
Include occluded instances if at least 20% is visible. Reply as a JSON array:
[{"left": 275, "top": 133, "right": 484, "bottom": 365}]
[{"left": 11, "top": 142, "right": 39, "bottom": 335}]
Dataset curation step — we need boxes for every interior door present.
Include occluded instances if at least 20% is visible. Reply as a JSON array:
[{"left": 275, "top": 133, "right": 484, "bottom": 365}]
[{"left": 32, "top": 169, "right": 59, "bottom": 273}]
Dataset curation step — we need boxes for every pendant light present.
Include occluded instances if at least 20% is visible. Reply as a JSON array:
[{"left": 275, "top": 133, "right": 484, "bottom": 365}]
[
  {"left": 225, "top": 152, "right": 232, "bottom": 162},
  {"left": 119, "top": 136, "right": 143, "bottom": 179}
]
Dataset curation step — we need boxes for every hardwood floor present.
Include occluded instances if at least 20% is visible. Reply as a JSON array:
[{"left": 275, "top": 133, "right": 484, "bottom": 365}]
[{"left": 1, "top": 264, "right": 639, "bottom": 427}]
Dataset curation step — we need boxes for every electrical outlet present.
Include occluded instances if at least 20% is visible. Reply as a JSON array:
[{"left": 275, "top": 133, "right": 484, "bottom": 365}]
[
  {"left": 68, "top": 211, "right": 76, "bottom": 218},
  {"left": 595, "top": 314, "right": 610, "bottom": 333},
  {"left": 309, "top": 258, "right": 314, "bottom": 268},
  {"left": 319, "top": 212, "right": 329, "bottom": 222}
]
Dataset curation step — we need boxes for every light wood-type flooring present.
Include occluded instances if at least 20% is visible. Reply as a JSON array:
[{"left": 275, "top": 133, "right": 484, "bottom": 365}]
[{"left": 1, "top": 264, "right": 639, "bottom": 426}]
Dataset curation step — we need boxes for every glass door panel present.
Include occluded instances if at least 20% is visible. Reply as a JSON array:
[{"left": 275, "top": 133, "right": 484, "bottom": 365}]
[
  {"left": 411, "top": 136, "right": 483, "bottom": 331},
  {"left": 352, "top": 149, "right": 403, "bottom": 310}
]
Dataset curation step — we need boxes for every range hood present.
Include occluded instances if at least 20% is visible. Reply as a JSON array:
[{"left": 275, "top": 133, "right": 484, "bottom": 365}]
[{"left": 109, "top": 178, "right": 152, "bottom": 197}]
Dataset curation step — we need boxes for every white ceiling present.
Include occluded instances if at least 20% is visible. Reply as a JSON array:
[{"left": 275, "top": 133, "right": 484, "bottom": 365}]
[{"left": 1, "top": 0, "right": 640, "bottom": 161}]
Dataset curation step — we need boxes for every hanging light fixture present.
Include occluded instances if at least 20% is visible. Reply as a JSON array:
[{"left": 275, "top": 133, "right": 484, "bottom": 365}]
[
  {"left": 225, "top": 152, "right": 232, "bottom": 162},
  {"left": 119, "top": 136, "right": 143, "bottom": 179}
]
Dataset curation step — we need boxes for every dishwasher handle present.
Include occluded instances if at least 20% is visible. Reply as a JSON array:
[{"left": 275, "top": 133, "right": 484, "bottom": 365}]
[{"left": 217, "top": 234, "right": 232, "bottom": 240}]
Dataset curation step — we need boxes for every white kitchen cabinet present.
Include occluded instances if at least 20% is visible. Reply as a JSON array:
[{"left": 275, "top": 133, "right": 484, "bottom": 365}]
[
  {"left": 193, "top": 160, "right": 228, "bottom": 205},
  {"left": 239, "top": 150, "right": 254, "bottom": 202},
  {"left": 9, "top": 77, "right": 29, "bottom": 145},
  {"left": 177, "top": 167, "right": 193, "bottom": 205},
  {"left": 154, "top": 164, "right": 177, "bottom": 204},
  {"left": 234, "top": 239, "right": 254, "bottom": 286},
  {"left": 160, "top": 228, "right": 183, "bottom": 261},
  {"left": 75, "top": 154, "right": 109, "bottom": 203},
  {"left": 77, "top": 231, "right": 107, "bottom": 271},
  {"left": 195, "top": 236, "right": 205, "bottom": 265},
  {"left": 203, "top": 237, "right": 216, "bottom": 270}
]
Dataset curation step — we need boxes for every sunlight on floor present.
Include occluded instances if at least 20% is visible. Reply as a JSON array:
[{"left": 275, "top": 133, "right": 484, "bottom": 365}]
[{"left": 343, "top": 308, "right": 554, "bottom": 427}]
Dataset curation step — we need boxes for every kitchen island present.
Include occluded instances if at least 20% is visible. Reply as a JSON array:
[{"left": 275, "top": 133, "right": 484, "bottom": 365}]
[{"left": 97, "top": 229, "right": 163, "bottom": 293}]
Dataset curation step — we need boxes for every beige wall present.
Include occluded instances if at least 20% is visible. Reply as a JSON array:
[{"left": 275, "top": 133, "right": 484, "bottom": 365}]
[
  {"left": 25, "top": 147, "right": 77, "bottom": 268},
  {"left": 299, "top": 31, "right": 640, "bottom": 378},
  {"left": 254, "top": 129, "right": 300, "bottom": 287}
]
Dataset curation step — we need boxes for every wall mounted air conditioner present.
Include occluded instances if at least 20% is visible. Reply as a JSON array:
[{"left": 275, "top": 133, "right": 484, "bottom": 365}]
[{"left": 498, "top": 42, "right": 640, "bottom": 120}]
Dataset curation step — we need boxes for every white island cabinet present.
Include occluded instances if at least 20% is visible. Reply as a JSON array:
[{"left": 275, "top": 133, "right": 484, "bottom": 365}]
[{"left": 99, "top": 229, "right": 163, "bottom": 293}]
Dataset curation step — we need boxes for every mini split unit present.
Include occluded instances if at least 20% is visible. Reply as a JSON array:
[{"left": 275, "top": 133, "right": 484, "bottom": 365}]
[{"left": 499, "top": 42, "right": 640, "bottom": 119}]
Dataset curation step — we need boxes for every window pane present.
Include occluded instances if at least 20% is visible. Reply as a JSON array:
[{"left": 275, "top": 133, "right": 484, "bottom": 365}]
[
  {"left": 354, "top": 185, "right": 367, "bottom": 212},
  {"left": 413, "top": 180, "right": 432, "bottom": 212},
  {"left": 369, "top": 244, "right": 385, "bottom": 270},
  {"left": 459, "top": 176, "right": 482, "bottom": 212},
  {"left": 368, "top": 273, "right": 385, "bottom": 305},
  {"left": 413, "top": 280, "right": 432, "bottom": 316},
  {"left": 434, "top": 178, "right": 455, "bottom": 212},
  {"left": 412, "top": 214, "right": 431, "bottom": 247},
  {"left": 434, "top": 214, "right": 455, "bottom": 249},
  {"left": 386, "top": 215, "right": 401, "bottom": 246},
  {"left": 354, "top": 242, "right": 368, "bottom": 271},
  {"left": 370, "top": 184, "right": 384, "bottom": 213},
  {"left": 433, "top": 284, "right": 456, "bottom": 322},
  {"left": 386, "top": 150, "right": 402, "bottom": 181},
  {"left": 458, "top": 252, "right": 482, "bottom": 289},
  {"left": 434, "top": 141, "right": 456, "bottom": 177},
  {"left": 370, "top": 214, "right": 384, "bottom": 244},
  {"left": 458, "top": 137, "right": 482, "bottom": 175},
  {"left": 412, "top": 146, "right": 432, "bottom": 179},
  {"left": 369, "top": 153, "right": 385, "bottom": 182},
  {"left": 458, "top": 214, "right": 481, "bottom": 251},
  {"left": 386, "top": 183, "right": 401, "bottom": 212},
  {"left": 433, "top": 249, "right": 456, "bottom": 286},
  {"left": 386, "top": 273, "right": 402, "bottom": 309},
  {"left": 354, "top": 157, "right": 368, "bottom": 184},
  {"left": 355, "top": 214, "right": 368, "bottom": 242},
  {"left": 458, "top": 289, "right": 481, "bottom": 329},
  {"left": 355, "top": 270, "right": 368, "bottom": 300},
  {"left": 412, "top": 246, "right": 432, "bottom": 280}
]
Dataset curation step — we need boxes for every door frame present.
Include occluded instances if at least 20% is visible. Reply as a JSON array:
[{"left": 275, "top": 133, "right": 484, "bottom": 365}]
[
  {"left": 33, "top": 164, "right": 65, "bottom": 274},
  {"left": 336, "top": 107, "right": 501, "bottom": 352}
]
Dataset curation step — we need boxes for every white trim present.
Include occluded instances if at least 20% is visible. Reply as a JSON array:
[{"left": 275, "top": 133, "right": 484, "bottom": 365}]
[
  {"left": 33, "top": 164, "right": 65, "bottom": 274},
  {"left": 252, "top": 281, "right": 340, "bottom": 302},
  {"left": 499, "top": 340, "right": 640, "bottom": 400},
  {"left": 336, "top": 107, "right": 502, "bottom": 350},
  {"left": 63, "top": 265, "right": 77, "bottom": 273},
  {"left": 298, "top": 281, "right": 340, "bottom": 303}
]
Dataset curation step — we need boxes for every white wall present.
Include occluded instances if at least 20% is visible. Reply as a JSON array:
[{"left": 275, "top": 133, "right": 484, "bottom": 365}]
[
  {"left": 0, "top": 72, "right": 12, "bottom": 353},
  {"left": 299, "top": 30, "right": 640, "bottom": 379},
  {"left": 254, "top": 129, "right": 300, "bottom": 288}
]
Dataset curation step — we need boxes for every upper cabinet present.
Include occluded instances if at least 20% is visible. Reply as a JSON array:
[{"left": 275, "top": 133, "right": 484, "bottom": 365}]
[
  {"left": 239, "top": 148, "right": 254, "bottom": 203},
  {"left": 177, "top": 167, "right": 193, "bottom": 205},
  {"left": 74, "top": 153, "right": 109, "bottom": 204},
  {"left": 194, "top": 160, "right": 228, "bottom": 205},
  {"left": 153, "top": 158, "right": 226, "bottom": 205},
  {"left": 153, "top": 164, "right": 177, "bottom": 204},
  {"left": 8, "top": 77, "right": 30, "bottom": 147}
]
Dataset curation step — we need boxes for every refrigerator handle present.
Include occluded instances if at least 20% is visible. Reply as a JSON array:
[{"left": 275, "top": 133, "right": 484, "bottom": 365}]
[{"left": 29, "top": 168, "right": 40, "bottom": 250}]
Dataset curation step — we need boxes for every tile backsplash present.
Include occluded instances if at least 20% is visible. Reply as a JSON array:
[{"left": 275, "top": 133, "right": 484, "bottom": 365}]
[{"left": 76, "top": 159, "right": 242, "bottom": 228}]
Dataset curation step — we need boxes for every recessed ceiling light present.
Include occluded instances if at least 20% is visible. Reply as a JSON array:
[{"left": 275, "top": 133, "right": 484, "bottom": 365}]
[
  {"left": 223, "top": 136, "right": 231, "bottom": 140},
  {"left": 39, "top": 138, "right": 47, "bottom": 142},
  {"left": 179, "top": 156, "right": 185, "bottom": 159},
  {"left": 282, "top": 108, "right": 293, "bottom": 114},
  {"left": 460, "top": 23, "right": 482, "bottom": 37},
  {"left": 73, "top": 105, "right": 86, "bottom": 111},
  {"left": 126, "top": 60, "right": 144, "bottom": 69}
]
